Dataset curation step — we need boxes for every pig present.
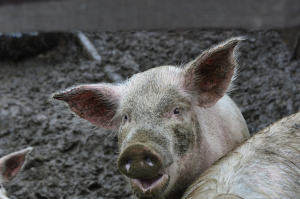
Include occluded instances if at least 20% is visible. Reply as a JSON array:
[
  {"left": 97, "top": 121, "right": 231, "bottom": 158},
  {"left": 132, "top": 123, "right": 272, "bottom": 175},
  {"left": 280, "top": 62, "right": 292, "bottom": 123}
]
[
  {"left": 182, "top": 112, "right": 300, "bottom": 199},
  {"left": 53, "top": 37, "right": 250, "bottom": 199},
  {"left": 0, "top": 147, "right": 32, "bottom": 199}
]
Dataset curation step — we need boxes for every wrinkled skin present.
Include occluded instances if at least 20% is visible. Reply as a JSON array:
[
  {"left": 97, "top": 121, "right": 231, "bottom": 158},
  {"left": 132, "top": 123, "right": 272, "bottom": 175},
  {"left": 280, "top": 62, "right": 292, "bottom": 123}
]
[
  {"left": 0, "top": 147, "right": 32, "bottom": 199},
  {"left": 182, "top": 112, "right": 300, "bottom": 199},
  {"left": 53, "top": 37, "right": 250, "bottom": 199}
]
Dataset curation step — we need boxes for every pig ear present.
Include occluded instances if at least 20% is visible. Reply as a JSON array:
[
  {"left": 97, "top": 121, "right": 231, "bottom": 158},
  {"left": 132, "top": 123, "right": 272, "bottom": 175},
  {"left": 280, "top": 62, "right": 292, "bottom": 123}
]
[
  {"left": 53, "top": 84, "right": 122, "bottom": 129},
  {"left": 184, "top": 37, "right": 244, "bottom": 108},
  {"left": 0, "top": 147, "right": 33, "bottom": 183}
]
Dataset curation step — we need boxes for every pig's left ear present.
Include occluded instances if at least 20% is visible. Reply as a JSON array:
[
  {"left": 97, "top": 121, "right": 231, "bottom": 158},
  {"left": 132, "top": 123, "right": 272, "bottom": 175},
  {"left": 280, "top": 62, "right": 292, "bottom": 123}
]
[
  {"left": 184, "top": 37, "right": 244, "bottom": 108},
  {"left": 0, "top": 147, "right": 33, "bottom": 183}
]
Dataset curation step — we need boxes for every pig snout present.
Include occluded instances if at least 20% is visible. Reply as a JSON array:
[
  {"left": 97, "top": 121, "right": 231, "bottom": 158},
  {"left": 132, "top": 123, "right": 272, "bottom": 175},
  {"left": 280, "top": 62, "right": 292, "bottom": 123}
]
[{"left": 118, "top": 144, "right": 162, "bottom": 179}]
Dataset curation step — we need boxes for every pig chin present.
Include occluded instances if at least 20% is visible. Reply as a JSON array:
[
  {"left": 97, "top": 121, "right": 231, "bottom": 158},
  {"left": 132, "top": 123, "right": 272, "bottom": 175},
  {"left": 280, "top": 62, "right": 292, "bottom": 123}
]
[{"left": 130, "top": 171, "right": 171, "bottom": 198}]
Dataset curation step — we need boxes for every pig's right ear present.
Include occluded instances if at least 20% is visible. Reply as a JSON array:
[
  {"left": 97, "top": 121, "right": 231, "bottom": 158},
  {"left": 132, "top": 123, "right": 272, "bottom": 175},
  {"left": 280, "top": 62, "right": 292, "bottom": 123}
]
[
  {"left": 53, "top": 84, "right": 122, "bottom": 129},
  {"left": 184, "top": 37, "right": 244, "bottom": 108}
]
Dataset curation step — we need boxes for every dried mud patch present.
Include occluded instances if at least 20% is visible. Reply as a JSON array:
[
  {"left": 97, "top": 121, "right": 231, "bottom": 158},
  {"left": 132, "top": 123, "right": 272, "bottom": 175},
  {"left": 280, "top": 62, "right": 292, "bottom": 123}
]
[{"left": 0, "top": 30, "right": 299, "bottom": 198}]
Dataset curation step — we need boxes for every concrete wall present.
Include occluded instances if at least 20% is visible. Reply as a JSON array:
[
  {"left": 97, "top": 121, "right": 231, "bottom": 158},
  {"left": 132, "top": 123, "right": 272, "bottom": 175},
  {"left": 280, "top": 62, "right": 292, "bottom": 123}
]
[{"left": 0, "top": 0, "right": 299, "bottom": 33}]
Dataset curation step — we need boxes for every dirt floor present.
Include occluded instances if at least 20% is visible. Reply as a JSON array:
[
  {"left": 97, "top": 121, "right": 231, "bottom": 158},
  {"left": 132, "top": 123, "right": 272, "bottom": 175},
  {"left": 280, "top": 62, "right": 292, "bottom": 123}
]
[{"left": 0, "top": 30, "right": 299, "bottom": 199}]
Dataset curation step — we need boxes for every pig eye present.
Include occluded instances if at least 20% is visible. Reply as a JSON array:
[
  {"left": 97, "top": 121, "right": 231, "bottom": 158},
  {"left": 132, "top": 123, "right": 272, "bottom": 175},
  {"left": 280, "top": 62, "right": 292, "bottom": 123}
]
[
  {"left": 173, "top": 108, "right": 180, "bottom": 115},
  {"left": 123, "top": 115, "right": 128, "bottom": 121}
]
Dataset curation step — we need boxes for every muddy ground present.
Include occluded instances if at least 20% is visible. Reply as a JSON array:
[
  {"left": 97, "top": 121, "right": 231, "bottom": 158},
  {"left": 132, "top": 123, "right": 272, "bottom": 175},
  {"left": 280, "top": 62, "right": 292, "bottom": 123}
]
[{"left": 0, "top": 30, "right": 299, "bottom": 199}]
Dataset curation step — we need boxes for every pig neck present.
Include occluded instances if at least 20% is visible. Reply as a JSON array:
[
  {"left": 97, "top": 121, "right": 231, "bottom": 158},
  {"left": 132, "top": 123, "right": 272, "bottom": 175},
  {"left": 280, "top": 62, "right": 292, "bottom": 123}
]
[{"left": 196, "top": 95, "right": 249, "bottom": 167}]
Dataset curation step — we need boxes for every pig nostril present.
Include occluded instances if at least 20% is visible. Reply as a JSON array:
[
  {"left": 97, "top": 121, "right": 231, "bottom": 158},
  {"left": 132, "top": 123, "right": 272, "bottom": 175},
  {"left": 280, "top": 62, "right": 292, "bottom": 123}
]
[
  {"left": 145, "top": 157, "right": 153, "bottom": 166},
  {"left": 126, "top": 158, "right": 132, "bottom": 172}
]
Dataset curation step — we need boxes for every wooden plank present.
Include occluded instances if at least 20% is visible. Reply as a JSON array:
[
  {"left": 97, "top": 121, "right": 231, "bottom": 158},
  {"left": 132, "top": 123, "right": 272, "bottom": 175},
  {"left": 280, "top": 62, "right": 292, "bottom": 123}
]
[
  {"left": 280, "top": 29, "right": 300, "bottom": 60},
  {"left": 0, "top": 0, "right": 299, "bottom": 33},
  {"left": 0, "top": 0, "right": 54, "bottom": 6}
]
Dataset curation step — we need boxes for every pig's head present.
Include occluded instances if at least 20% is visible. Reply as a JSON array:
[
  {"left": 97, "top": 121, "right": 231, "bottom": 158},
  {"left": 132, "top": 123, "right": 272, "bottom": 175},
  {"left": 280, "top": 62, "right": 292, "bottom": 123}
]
[
  {"left": 0, "top": 147, "right": 33, "bottom": 199},
  {"left": 53, "top": 37, "right": 249, "bottom": 199}
]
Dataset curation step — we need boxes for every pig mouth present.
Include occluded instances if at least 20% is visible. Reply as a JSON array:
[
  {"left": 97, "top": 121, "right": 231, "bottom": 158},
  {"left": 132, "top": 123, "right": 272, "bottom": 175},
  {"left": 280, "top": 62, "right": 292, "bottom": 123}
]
[{"left": 131, "top": 173, "right": 169, "bottom": 197}]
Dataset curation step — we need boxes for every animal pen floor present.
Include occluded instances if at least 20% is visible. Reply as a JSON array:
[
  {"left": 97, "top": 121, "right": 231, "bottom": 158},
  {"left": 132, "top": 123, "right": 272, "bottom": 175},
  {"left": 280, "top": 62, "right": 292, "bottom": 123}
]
[{"left": 0, "top": 30, "right": 299, "bottom": 198}]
